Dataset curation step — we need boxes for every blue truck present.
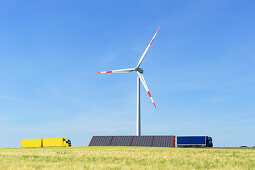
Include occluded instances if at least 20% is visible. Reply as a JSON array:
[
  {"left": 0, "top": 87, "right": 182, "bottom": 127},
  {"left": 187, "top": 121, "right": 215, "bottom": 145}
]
[{"left": 177, "top": 136, "right": 213, "bottom": 147}]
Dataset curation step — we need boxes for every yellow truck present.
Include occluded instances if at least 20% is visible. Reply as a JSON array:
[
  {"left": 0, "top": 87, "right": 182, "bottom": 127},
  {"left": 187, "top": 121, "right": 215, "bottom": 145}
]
[
  {"left": 43, "top": 138, "right": 71, "bottom": 147},
  {"left": 21, "top": 138, "right": 71, "bottom": 148},
  {"left": 21, "top": 139, "right": 43, "bottom": 148}
]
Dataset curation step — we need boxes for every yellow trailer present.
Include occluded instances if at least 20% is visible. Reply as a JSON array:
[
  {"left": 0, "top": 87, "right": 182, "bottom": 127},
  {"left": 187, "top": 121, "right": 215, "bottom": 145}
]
[
  {"left": 21, "top": 139, "right": 42, "bottom": 148},
  {"left": 43, "top": 138, "right": 71, "bottom": 147},
  {"left": 21, "top": 138, "right": 71, "bottom": 147}
]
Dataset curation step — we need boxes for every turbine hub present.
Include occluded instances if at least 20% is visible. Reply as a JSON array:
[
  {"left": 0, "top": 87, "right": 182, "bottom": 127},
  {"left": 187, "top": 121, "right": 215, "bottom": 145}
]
[{"left": 135, "top": 67, "right": 143, "bottom": 74}]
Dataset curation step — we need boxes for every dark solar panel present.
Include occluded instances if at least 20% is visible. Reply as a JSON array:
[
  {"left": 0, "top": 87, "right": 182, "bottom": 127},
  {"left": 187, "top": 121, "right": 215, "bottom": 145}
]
[
  {"left": 153, "top": 136, "right": 175, "bottom": 147},
  {"left": 89, "top": 136, "right": 113, "bottom": 146},
  {"left": 88, "top": 136, "right": 175, "bottom": 147},
  {"left": 111, "top": 136, "right": 133, "bottom": 146},
  {"left": 131, "top": 136, "right": 153, "bottom": 146}
]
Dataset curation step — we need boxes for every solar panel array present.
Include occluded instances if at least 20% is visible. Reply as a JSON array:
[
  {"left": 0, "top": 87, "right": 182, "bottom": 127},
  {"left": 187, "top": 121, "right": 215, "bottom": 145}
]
[
  {"left": 89, "top": 136, "right": 175, "bottom": 147},
  {"left": 153, "top": 136, "right": 175, "bottom": 147},
  {"left": 111, "top": 136, "right": 133, "bottom": 146},
  {"left": 132, "top": 136, "right": 153, "bottom": 147},
  {"left": 88, "top": 136, "right": 113, "bottom": 146}
]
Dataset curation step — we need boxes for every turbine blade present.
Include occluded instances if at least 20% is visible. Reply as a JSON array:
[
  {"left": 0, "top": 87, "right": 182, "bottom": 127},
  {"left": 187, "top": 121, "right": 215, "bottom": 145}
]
[
  {"left": 97, "top": 68, "right": 135, "bottom": 74},
  {"left": 137, "top": 72, "right": 156, "bottom": 108},
  {"left": 137, "top": 27, "right": 160, "bottom": 68}
]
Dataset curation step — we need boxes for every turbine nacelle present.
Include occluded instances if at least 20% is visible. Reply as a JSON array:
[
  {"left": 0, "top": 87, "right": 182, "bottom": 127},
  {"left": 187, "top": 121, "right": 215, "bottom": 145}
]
[{"left": 135, "top": 67, "right": 143, "bottom": 74}]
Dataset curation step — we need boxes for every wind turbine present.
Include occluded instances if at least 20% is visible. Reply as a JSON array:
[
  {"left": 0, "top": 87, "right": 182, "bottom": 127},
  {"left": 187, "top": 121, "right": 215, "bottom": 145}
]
[{"left": 97, "top": 28, "right": 160, "bottom": 136}]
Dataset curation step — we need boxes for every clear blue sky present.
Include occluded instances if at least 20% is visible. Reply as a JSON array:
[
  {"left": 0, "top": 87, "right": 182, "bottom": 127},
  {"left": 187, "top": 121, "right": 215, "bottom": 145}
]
[{"left": 0, "top": 0, "right": 254, "bottom": 147}]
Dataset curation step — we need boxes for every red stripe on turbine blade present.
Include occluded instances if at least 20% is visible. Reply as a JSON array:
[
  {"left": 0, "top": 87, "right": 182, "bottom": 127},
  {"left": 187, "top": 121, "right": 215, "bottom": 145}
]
[
  {"left": 150, "top": 39, "right": 154, "bottom": 45},
  {"left": 147, "top": 91, "right": 152, "bottom": 97},
  {"left": 153, "top": 103, "right": 156, "bottom": 108},
  {"left": 106, "top": 71, "right": 112, "bottom": 73},
  {"left": 96, "top": 72, "right": 101, "bottom": 74}
]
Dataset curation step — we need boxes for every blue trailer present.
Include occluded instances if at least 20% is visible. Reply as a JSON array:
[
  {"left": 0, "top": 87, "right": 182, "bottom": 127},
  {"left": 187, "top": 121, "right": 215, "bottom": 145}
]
[{"left": 177, "top": 136, "right": 213, "bottom": 147}]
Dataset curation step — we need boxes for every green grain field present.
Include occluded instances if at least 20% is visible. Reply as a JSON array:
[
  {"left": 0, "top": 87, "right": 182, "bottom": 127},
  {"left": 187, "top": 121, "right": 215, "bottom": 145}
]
[{"left": 0, "top": 146, "right": 254, "bottom": 169}]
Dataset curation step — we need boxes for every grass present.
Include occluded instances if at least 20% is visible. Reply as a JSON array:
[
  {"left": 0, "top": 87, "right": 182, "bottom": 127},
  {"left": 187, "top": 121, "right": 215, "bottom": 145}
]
[{"left": 0, "top": 146, "right": 254, "bottom": 169}]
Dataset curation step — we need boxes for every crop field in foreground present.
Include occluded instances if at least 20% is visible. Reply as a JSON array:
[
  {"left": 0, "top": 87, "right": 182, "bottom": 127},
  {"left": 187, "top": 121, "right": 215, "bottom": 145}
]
[{"left": 0, "top": 146, "right": 254, "bottom": 169}]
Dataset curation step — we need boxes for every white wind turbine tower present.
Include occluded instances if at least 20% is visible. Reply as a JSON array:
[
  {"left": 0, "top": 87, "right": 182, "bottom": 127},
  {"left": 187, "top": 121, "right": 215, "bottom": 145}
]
[{"left": 97, "top": 28, "right": 160, "bottom": 136}]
